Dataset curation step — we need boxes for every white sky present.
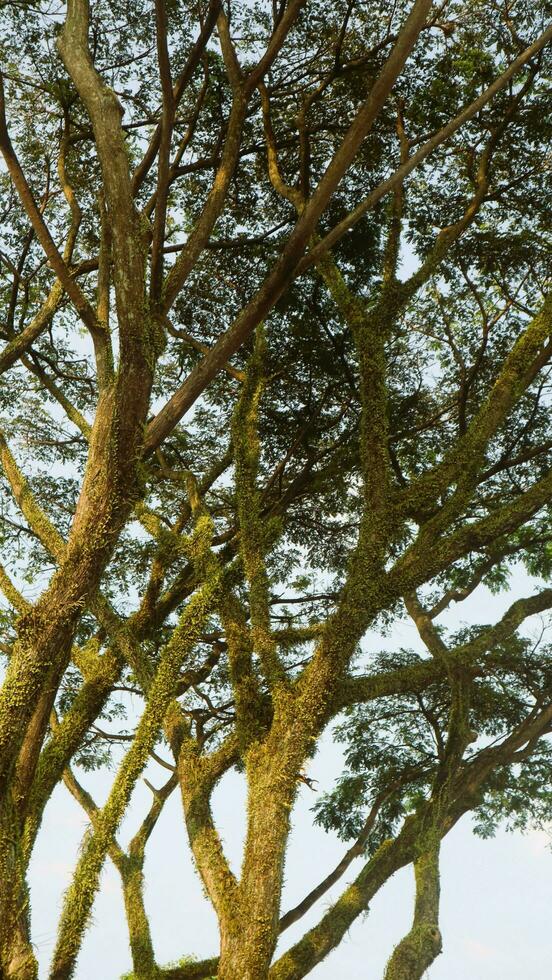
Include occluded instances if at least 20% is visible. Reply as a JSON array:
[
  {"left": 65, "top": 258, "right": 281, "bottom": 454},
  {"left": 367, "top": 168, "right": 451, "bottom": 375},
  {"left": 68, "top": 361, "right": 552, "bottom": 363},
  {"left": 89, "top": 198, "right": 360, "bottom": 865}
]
[
  {"left": 26, "top": 565, "right": 552, "bottom": 979},
  {"left": 5, "top": 96, "right": 550, "bottom": 980}
]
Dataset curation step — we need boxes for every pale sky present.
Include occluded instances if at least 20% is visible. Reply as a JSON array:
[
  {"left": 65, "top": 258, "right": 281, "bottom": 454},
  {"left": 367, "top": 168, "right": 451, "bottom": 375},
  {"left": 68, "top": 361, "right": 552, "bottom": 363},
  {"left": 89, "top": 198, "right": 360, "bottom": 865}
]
[
  {"left": 3, "top": 21, "right": 550, "bottom": 977},
  {"left": 26, "top": 567, "right": 552, "bottom": 979}
]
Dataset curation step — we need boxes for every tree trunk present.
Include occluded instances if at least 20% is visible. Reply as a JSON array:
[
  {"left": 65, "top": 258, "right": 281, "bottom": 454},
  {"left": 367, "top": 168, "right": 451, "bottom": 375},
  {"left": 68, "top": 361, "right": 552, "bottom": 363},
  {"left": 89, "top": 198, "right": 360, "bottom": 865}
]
[
  {"left": 384, "top": 841, "right": 442, "bottom": 980},
  {"left": 0, "top": 797, "right": 37, "bottom": 980},
  {"left": 2, "top": 927, "right": 37, "bottom": 980},
  {"left": 121, "top": 859, "right": 159, "bottom": 978},
  {"left": 217, "top": 735, "right": 300, "bottom": 980},
  {"left": 218, "top": 919, "right": 275, "bottom": 980}
]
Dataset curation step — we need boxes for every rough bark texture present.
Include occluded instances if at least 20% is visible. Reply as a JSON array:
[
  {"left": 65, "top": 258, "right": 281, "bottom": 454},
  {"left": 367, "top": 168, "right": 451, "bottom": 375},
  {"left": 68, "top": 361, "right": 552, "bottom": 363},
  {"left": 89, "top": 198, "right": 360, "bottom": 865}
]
[{"left": 0, "top": 2, "right": 551, "bottom": 978}]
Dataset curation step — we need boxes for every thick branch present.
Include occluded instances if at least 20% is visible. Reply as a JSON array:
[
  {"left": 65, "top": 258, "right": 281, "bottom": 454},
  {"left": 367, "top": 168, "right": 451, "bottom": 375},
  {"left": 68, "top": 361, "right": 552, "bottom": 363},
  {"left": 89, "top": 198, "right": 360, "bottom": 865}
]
[{"left": 144, "top": 0, "right": 432, "bottom": 450}]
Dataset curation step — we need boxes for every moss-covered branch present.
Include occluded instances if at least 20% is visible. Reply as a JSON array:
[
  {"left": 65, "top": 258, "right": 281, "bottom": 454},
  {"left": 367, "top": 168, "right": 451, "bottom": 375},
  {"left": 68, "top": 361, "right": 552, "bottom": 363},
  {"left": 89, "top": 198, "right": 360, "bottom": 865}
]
[{"left": 232, "top": 329, "right": 285, "bottom": 686}]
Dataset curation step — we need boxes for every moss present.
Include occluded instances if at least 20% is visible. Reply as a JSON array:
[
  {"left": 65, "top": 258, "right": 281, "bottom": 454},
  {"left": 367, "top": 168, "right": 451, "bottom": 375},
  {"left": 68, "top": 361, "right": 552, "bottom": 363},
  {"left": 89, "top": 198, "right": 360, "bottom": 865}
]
[
  {"left": 384, "top": 922, "right": 442, "bottom": 980},
  {"left": 397, "top": 292, "right": 552, "bottom": 522},
  {"left": 120, "top": 861, "right": 159, "bottom": 979},
  {"left": 49, "top": 506, "right": 222, "bottom": 979},
  {"left": 0, "top": 433, "right": 66, "bottom": 560},
  {"left": 0, "top": 793, "right": 38, "bottom": 979},
  {"left": 121, "top": 955, "right": 218, "bottom": 980},
  {"left": 231, "top": 327, "right": 285, "bottom": 687},
  {"left": 22, "top": 645, "right": 123, "bottom": 860}
]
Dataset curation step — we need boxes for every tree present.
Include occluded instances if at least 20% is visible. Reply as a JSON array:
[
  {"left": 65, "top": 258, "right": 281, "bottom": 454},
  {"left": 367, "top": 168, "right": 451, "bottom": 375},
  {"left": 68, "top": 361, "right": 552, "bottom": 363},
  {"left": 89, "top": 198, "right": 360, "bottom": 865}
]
[{"left": 0, "top": 0, "right": 551, "bottom": 977}]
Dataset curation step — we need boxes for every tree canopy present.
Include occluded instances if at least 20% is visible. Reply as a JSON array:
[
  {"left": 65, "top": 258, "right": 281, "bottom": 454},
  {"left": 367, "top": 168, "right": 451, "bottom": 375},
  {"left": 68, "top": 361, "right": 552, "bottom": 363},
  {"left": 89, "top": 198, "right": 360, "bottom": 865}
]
[{"left": 0, "top": 1, "right": 551, "bottom": 978}]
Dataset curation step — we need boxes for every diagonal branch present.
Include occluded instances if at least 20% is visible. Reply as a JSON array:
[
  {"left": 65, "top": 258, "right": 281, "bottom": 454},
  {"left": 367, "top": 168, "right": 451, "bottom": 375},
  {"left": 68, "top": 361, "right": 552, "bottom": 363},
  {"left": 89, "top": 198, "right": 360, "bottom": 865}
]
[
  {"left": 145, "top": 0, "right": 433, "bottom": 451},
  {"left": 0, "top": 76, "right": 102, "bottom": 339},
  {"left": 131, "top": 0, "right": 222, "bottom": 196},
  {"left": 299, "top": 23, "right": 552, "bottom": 272}
]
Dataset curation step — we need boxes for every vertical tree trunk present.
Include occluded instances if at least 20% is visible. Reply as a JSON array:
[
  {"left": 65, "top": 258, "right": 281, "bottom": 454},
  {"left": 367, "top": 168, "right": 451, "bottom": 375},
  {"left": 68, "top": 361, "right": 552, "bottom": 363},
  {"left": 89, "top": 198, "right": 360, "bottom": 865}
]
[
  {"left": 0, "top": 797, "right": 38, "bottom": 980},
  {"left": 216, "top": 735, "right": 300, "bottom": 980},
  {"left": 218, "top": 925, "right": 271, "bottom": 980},
  {"left": 384, "top": 841, "right": 442, "bottom": 980},
  {"left": 121, "top": 859, "right": 159, "bottom": 979}
]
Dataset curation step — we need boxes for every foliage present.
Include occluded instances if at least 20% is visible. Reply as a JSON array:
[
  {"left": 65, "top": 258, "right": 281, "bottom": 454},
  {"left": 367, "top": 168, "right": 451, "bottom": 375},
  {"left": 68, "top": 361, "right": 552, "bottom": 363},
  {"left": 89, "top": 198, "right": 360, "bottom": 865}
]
[{"left": 0, "top": 1, "right": 551, "bottom": 979}]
